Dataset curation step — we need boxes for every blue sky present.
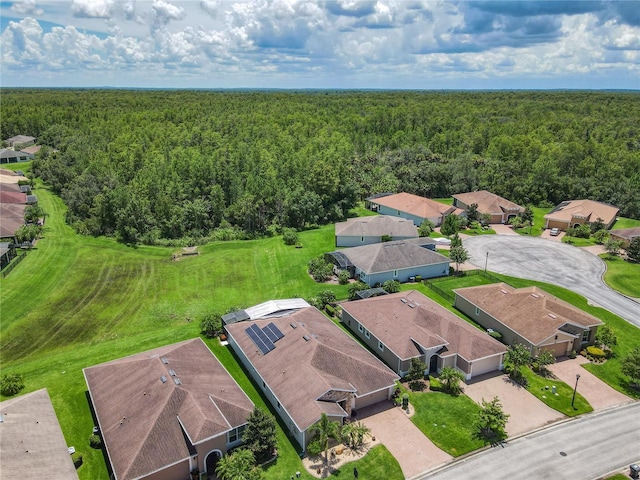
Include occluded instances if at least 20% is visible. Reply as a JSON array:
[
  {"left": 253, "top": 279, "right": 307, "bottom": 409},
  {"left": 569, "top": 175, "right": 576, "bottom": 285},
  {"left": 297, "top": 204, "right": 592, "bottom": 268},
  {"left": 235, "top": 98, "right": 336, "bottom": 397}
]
[{"left": 1, "top": 0, "right": 639, "bottom": 89}]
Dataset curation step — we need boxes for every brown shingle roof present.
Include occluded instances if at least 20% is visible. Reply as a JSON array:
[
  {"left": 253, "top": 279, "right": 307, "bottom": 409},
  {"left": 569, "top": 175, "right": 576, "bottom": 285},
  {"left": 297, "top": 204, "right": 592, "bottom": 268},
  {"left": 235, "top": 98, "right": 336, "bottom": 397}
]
[
  {"left": 338, "top": 238, "right": 449, "bottom": 274},
  {"left": 0, "top": 191, "right": 27, "bottom": 204},
  {"left": 341, "top": 290, "right": 506, "bottom": 362},
  {"left": 544, "top": 200, "right": 619, "bottom": 226},
  {"left": 371, "top": 192, "right": 456, "bottom": 219},
  {"left": 335, "top": 215, "right": 418, "bottom": 238},
  {"left": 610, "top": 227, "right": 640, "bottom": 242},
  {"left": 84, "top": 338, "right": 254, "bottom": 480},
  {"left": 0, "top": 203, "right": 26, "bottom": 238},
  {"left": 454, "top": 283, "right": 603, "bottom": 345},
  {"left": 452, "top": 190, "right": 524, "bottom": 215},
  {"left": 225, "top": 307, "right": 398, "bottom": 431},
  {"left": 0, "top": 389, "right": 79, "bottom": 480}
]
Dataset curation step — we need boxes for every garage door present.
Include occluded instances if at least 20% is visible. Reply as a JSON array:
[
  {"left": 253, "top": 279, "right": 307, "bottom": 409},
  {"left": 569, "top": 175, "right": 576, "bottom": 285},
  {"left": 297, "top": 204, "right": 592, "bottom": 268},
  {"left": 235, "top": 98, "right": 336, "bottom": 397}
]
[
  {"left": 471, "top": 356, "right": 501, "bottom": 377},
  {"left": 541, "top": 342, "right": 570, "bottom": 358}
]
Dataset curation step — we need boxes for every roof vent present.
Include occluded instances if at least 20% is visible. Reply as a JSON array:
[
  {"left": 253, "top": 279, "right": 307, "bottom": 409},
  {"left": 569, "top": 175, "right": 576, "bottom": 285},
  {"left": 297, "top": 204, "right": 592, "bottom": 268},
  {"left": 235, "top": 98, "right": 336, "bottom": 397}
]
[
  {"left": 500, "top": 289, "right": 508, "bottom": 294},
  {"left": 548, "top": 313, "right": 557, "bottom": 319},
  {"left": 401, "top": 298, "right": 407, "bottom": 303},
  {"left": 290, "top": 322, "right": 297, "bottom": 329},
  {"left": 531, "top": 293, "right": 539, "bottom": 298},
  {"left": 161, "top": 357, "right": 169, "bottom": 364},
  {"left": 303, "top": 335, "right": 310, "bottom": 341},
  {"left": 173, "top": 378, "right": 182, "bottom": 385},
  {"left": 408, "top": 304, "right": 415, "bottom": 308},
  {"left": 168, "top": 369, "right": 176, "bottom": 376},
  {"left": 160, "top": 376, "right": 167, "bottom": 383}
]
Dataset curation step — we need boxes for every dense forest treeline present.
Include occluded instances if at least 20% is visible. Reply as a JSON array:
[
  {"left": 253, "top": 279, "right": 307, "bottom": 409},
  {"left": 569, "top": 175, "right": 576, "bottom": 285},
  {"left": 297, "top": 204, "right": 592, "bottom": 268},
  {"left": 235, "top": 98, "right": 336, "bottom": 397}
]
[{"left": 2, "top": 89, "right": 639, "bottom": 244}]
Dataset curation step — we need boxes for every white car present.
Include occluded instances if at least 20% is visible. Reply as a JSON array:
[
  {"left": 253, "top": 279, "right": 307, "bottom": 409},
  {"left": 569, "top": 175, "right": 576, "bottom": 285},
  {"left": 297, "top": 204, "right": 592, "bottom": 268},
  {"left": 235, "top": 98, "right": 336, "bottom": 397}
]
[
  {"left": 434, "top": 237, "right": 452, "bottom": 245},
  {"left": 550, "top": 228, "right": 561, "bottom": 236}
]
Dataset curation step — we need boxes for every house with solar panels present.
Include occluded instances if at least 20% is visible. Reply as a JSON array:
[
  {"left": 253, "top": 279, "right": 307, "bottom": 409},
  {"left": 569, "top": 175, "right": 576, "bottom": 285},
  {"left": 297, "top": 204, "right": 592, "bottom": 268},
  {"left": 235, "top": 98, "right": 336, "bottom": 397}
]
[{"left": 225, "top": 301, "right": 399, "bottom": 450}]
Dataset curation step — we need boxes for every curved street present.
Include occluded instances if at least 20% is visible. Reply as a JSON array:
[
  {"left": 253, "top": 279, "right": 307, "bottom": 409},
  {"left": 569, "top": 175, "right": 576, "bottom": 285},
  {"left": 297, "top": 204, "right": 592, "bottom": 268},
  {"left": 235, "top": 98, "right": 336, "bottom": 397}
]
[{"left": 462, "top": 235, "right": 640, "bottom": 328}]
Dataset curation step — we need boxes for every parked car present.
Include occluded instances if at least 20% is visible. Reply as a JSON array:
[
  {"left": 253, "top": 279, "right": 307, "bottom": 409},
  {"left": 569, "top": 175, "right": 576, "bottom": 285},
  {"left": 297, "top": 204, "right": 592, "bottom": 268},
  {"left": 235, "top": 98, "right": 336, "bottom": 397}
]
[{"left": 550, "top": 228, "right": 560, "bottom": 236}]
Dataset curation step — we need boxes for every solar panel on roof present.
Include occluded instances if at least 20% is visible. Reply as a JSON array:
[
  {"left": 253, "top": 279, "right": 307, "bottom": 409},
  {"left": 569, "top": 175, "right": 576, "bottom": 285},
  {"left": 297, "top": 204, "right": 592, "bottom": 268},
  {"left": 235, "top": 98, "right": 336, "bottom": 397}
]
[
  {"left": 245, "top": 325, "right": 273, "bottom": 355},
  {"left": 263, "top": 324, "right": 279, "bottom": 343},
  {"left": 253, "top": 324, "right": 275, "bottom": 351},
  {"left": 266, "top": 322, "right": 284, "bottom": 340}
]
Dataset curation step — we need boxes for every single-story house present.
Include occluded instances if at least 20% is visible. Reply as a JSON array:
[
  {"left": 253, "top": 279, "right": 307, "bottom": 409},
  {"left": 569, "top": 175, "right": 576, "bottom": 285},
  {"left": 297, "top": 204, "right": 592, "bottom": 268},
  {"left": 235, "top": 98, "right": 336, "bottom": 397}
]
[
  {"left": 225, "top": 304, "right": 399, "bottom": 450},
  {"left": 544, "top": 200, "right": 619, "bottom": 231},
  {"left": 335, "top": 215, "right": 418, "bottom": 247},
  {"left": 0, "top": 182, "right": 23, "bottom": 193},
  {"left": 0, "top": 148, "right": 31, "bottom": 164},
  {"left": 453, "top": 283, "right": 604, "bottom": 357},
  {"left": 84, "top": 338, "right": 254, "bottom": 480},
  {"left": 0, "top": 204, "right": 27, "bottom": 239},
  {"left": 20, "top": 145, "right": 42, "bottom": 156},
  {"left": 610, "top": 227, "right": 640, "bottom": 249},
  {"left": 341, "top": 290, "right": 506, "bottom": 380},
  {"left": 452, "top": 190, "right": 524, "bottom": 224},
  {"left": 367, "top": 192, "right": 463, "bottom": 227},
  {"left": 0, "top": 388, "right": 79, "bottom": 480},
  {"left": 0, "top": 191, "right": 27, "bottom": 204},
  {"left": 5, "top": 135, "right": 36, "bottom": 149},
  {"left": 326, "top": 237, "right": 449, "bottom": 286}
]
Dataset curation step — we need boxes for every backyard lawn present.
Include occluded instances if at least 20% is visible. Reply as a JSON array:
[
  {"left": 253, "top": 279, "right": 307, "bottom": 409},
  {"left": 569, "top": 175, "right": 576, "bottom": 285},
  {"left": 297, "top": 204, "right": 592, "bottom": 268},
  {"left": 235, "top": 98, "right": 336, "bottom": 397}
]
[
  {"left": 601, "top": 254, "right": 640, "bottom": 298},
  {"left": 513, "top": 206, "right": 549, "bottom": 237}
]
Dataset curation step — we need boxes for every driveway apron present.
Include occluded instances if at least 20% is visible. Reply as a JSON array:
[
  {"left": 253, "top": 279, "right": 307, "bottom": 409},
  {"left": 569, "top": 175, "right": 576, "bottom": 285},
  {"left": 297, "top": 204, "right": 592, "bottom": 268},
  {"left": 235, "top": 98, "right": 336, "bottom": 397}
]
[{"left": 358, "top": 401, "right": 452, "bottom": 479}]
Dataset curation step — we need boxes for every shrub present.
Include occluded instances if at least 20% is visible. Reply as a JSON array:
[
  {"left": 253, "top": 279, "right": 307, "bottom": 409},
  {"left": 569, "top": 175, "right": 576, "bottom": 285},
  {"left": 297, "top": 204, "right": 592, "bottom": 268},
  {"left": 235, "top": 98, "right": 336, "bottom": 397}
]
[
  {"left": 429, "top": 376, "right": 443, "bottom": 391},
  {"left": 488, "top": 331, "right": 503, "bottom": 340},
  {"left": 415, "top": 275, "right": 422, "bottom": 283},
  {"left": 0, "top": 374, "right": 25, "bottom": 397},
  {"left": 401, "top": 393, "right": 409, "bottom": 409},
  {"left": 586, "top": 346, "right": 606, "bottom": 360},
  {"left": 381, "top": 234, "right": 392, "bottom": 242},
  {"left": 325, "top": 305, "right": 336, "bottom": 317},
  {"left": 72, "top": 452, "right": 83, "bottom": 468},
  {"left": 409, "top": 379, "right": 426, "bottom": 391},
  {"left": 568, "top": 349, "right": 577, "bottom": 359},
  {"left": 89, "top": 435, "right": 102, "bottom": 449},
  {"left": 306, "top": 438, "right": 323, "bottom": 457},
  {"left": 308, "top": 256, "right": 334, "bottom": 282},
  {"left": 337, "top": 270, "right": 350, "bottom": 284},
  {"left": 282, "top": 228, "right": 298, "bottom": 245},
  {"left": 200, "top": 313, "right": 223, "bottom": 339}
]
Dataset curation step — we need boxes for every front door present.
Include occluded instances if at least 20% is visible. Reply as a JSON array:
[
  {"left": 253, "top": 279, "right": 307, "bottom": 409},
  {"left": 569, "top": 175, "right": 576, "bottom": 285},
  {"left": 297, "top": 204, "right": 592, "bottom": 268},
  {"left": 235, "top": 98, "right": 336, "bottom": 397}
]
[
  {"left": 429, "top": 354, "right": 438, "bottom": 374},
  {"left": 205, "top": 450, "right": 222, "bottom": 479}
]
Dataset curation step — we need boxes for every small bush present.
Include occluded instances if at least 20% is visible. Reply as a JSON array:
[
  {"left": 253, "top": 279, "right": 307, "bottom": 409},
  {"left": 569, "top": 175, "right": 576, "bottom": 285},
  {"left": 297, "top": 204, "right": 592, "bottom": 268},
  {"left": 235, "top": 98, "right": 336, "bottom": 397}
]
[
  {"left": 488, "top": 331, "right": 503, "bottom": 340},
  {"left": 306, "top": 438, "right": 323, "bottom": 457},
  {"left": 586, "top": 346, "right": 606, "bottom": 360},
  {"left": 72, "top": 452, "right": 83, "bottom": 469},
  {"left": 429, "top": 376, "right": 443, "bottom": 391},
  {"left": 401, "top": 393, "right": 409, "bottom": 409},
  {"left": 325, "top": 305, "right": 336, "bottom": 317},
  {"left": 0, "top": 374, "right": 25, "bottom": 397},
  {"left": 89, "top": 435, "right": 102, "bottom": 449},
  {"left": 282, "top": 228, "right": 298, "bottom": 246},
  {"left": 409, "top": 380, "right": 425, "bottom": 392},
  {"left": 337, "top": 270, "right": 350, "bottom": 285},
  {"left": 568, "top": 349, "right": 577, "bottom": 359},
  {"left": 414, "top": 275, "right": 422, "bottom": 283}
]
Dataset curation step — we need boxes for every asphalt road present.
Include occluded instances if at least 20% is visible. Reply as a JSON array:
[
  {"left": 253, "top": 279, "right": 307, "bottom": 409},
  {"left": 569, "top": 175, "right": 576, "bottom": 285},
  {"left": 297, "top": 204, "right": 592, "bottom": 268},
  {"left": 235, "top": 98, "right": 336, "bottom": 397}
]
[
  {"left": 462, "top": 235, "right": 640, "bottom": 328},
  {"left": 415, "top": 402, "right": 640, "bottom": 480}
]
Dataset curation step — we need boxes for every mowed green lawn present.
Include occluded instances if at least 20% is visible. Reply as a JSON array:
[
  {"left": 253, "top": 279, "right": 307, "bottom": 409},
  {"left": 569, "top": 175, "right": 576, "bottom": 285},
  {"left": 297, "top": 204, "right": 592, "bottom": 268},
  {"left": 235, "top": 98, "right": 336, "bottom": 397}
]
[{"left": 601, "top": 254, "right": 640, "bottom": 298}]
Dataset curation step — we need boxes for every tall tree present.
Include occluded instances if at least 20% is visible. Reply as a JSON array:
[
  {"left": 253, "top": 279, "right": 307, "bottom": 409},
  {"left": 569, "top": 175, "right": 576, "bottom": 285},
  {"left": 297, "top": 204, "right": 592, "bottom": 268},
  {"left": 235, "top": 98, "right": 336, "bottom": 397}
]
[
  {"left": 310, "top": 413, "right": 340, "bottom": 467},
  {"left": 505, "top": 344, "right": 532, "bottom": 382},
  {"left": 594, "top": 325, "right": 617, "bottom": 352},
  {"left": 473, "top": 397, "right": 510, "bottom": 444},
  {"left": 243, "top": 408, "right": 277, "bottom": 463},
  {"left": 439, "top": 366, "right": 465, "bottom": 395},
  {"left": 440, "top": 214, "right": 460, "bottom": 236},
  {"left": 450, "top": 245, "right": 469, "bottom": 274},
  {"left": 626, "top": 237, "right": 640, "bottom": 262},
  {"left": 622, "top": 347, "right": 640, "bottom": 388}
]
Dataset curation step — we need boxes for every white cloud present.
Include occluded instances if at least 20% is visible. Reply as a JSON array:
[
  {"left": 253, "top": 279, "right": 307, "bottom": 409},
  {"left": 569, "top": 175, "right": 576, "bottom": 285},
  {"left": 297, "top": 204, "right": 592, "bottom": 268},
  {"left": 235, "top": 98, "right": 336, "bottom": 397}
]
[
  {"left": 152, "top": 0, "right": 186, "bottom": 22},
  {"left": 72, "top": 0, "right": 116, "bottom": 18},
  {"left": 10, "top": 0, "right": 43, "bottom": 16}
]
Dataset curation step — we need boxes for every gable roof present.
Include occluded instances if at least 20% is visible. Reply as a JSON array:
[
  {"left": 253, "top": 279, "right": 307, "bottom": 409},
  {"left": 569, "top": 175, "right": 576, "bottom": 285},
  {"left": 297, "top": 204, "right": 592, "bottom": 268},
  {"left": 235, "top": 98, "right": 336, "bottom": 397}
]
[
  {"left": 454, "top": 283, "right": 603, "bottom": 345},
  {"left": 335, "top": 215, "right": 418, "bottom": 238},
  {"left": 5, "top": 135, "right": 35, "bottom": 145},
  {"left": 453, "top": 190, "right": 524, "bottom": 215},
  {"left": 84, "top": 338, "right": 254, "bottom": 480},
  {"left": 0, "top": 203, "right": 26, "bottom": 238},
  {"left": 610, "top": 227, "right": 640, "bottom": 242},
  {"left": 341, "top": 290, "right": 506, "bottom": 362},
  {"left": 370, "top": 192, "right": 457, "bottom": 219},
  {"left": 337, "top": 238, "right": 448, "bottom": 274},
  {"left": 544, "top": 200, "right": 619, "bottom": 225},
  {"left": 0, "top": 389, "right": 79, "bottom": 480},
  {"left": 225, "top": 307, "right": 398, "bottom": 432}
]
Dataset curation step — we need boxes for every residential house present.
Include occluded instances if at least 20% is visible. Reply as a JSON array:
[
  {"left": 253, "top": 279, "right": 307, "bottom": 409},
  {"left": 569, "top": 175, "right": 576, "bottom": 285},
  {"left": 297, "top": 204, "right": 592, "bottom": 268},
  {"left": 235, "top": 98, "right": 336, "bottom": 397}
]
[
  {"left": 0, "top": 148, "right": 31, "bottom": 164},
  {"left": 20, "top": 145, "right": 42, "bottom": 156},
  {"left": 326, "top": 237, "right": 449, "bottom": 286},
  {"left": 452, "top": 190, "right": 524, "bottom": 224},
  {"left": 5, "top": 135, "right": 36, "bottom": 149},
  {"left": 453, "top": 283, "right": 603, "bottom": 357},
  {"left": 225, "top": 304, "right": 399, "bottom": 450},
  {"left": 0, "top": 191, "right": 27, "bottom": 204},
  {"left": 335, "top": 215, "right": 418, "bottom": 247},
  {"left": 84, "top": 338, "right": 254, "bottom": 480},
  {"left": 222, "top": 298, "right": 311, "bottom": 325},
  {"left": 610, "top": 227, "right": 640, "bottom": 249},
  {"left": 341, "top": 290, "right": 506, "bottom": 380},
  {"left": 0, "top": 204, "right": 27, "bottom": 240},
  {"left": 0, "top": 389, "right": 79, "bottom": 480},
  {"left": 0, "top": 242, "right": 17, "bottom": 270},
  {"left": 367, "top": 192, "right": 463, "bottom": 227},
  {"left": 544, "top": 200, "right": 619, "bottom": 231}
]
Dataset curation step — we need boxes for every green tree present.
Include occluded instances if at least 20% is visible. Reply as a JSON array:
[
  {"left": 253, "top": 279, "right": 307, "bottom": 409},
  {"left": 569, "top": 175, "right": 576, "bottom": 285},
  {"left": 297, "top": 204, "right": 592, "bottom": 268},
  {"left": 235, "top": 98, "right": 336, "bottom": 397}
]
[
  {"left": 450, "top": 232, "right": 462, "bottom": 248},
  {"left": 605, "top": 238, "right": 623, "bottom": 257},
  {"left": 310, "top": 413, "right": 340, "bottom": 466},
  {"left": 15, "top": 224, "right": 41, "bottom": 246},
  {"left": 348, "top": 281, "right": 369, "bottom": 299},
  {"left": 593, "top": 229, "right": 609, "bottom": 244},
  {"left": 505, "top": 344, "right": 532, "bottom": 383},
  {"left": 589, "top": 217, "right": 605, "bottom": 234},
  {"left": 215, "top": 449, "right": 263, "bottom": 480},
  {"left": 341, "top": 421, "right": 370, "bottom": 449},
  {"left": 418, "top": 219, "right": 435, "bottom": 237},
  {"left": 282, "top": 228, "right": 298, "bottom": 246},
  {"left": 466, "top": 203, "right": 480, "bottom": 223},
  {"left": 534, "top": 350, "right": 555, "bottom": 376},
  {"left": 310, "top": 290, "right": 337, "bottom": 310},
  {"left": 0, "top": 374, "right": 25, "bottom": 397},
  {"left": 521, "top": 206, "right": 534, "bottom": 223},
  {"left": 622, "top": 347, "right": 640, "bottom": 388},
  {"left": 594, "top": 325, "right": 617, "bottom": 351},
  {"left": 626, "top": 237, "right": 640, "bottom": 262},
  {"left": 308, "top": 256, "right": 334, "bottom": 282},
  {"left": 24, "top": 205, "right": 46, "bottom": 224},
  {"left": 439, "top": 366, "right": 465, "bottom": 395},
  {"left": 473, "top": 396, "right": 510, "bottom": 444},
  {"left": 440, "top": 214, "right": 460, "bottom": 236},
  {"left": 449, "top": 245, "right": 469, "bottom": 274},
  {"left": 382, "top": 279, "right": 400, "bottom": 293},
  {"left": 243, "top": 408, "right": 277, "bottom": 463},
  {"left": 200, "top": 313, "right": 222, "bottom": 339},
  {"left": 406, "top": 357, "right": 427, "bottom": 382}
]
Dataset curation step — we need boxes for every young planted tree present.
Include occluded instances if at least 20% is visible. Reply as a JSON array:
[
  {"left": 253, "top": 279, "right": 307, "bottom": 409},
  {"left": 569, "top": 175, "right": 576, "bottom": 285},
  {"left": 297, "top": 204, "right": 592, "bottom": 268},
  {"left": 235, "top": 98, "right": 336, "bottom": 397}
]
[
  {"left": 605, "top": 238, "right": 623, "bottom": 257},
  {"left": 440, "top": 214, "right": 460, "bottom": 236},
  {"left": 341, "top": 421, "right": 371, "bottom": 449},
  {"left": 311, "top": 413, "right": 341, "bottom": 466},
  {"left": 406, "top": 358, "right": 427, "bottom": 382},
  {"left": 521, "top": 206, "right": 534, "bottom": 224},
  {"left": 473, "top": 396, "right": 510, "bottom": 444},
  {"left": 439, "top": 366, "right": 465, "bottom": 395},
  {"left": 449, "top": 245, "right": 469, "bottom": 274},
  {"left": 348, "top": 281, "right": 369, "bottom": 300},
  {"left": 200, "top": 313, "right": 223, "bottom": 339},
  {"left": 466, "top": 203, "right": 480, "bottom": 223},
  {"left": 215, "top": 449, "right": 264, "bottom": 480},
  {"left": 534, "top": 350, "right": 555, "bottom": 376},
  {"left": 382, "top": 279, "right": 400, "bottom": 293},
  {"left": 418, "top": 219, "right": 435, "bottom": 237},
  {"left": 594, "top": 325, "right": 617, "bottom": 352},
  {"left": 242, "top": 407, "right": 277, "bottom": 463},
  {"left": 505, "top": 344, "right": 532, "bottom": 383},
  {"left": 450, "top": 232, "right": 462, "bottom": 248},
  {"left": 621, "top": 347, "right": 640, "bottom": 388}
]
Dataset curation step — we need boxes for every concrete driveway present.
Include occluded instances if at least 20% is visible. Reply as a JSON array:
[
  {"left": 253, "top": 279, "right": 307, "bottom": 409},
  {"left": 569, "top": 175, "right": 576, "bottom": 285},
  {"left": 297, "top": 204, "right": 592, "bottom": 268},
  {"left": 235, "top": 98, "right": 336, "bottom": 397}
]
[
  {"left": 463, "top": 372, "right": 564, "bottom": 437},
  {"left": 462, "top": 235, "right": 640, "bottom": 328},
  {"left": 359, "top": 401, "right": 452, "bottom": 478},
  {"left": 547, "top": 356, "right": 631, "bottom": 410}
]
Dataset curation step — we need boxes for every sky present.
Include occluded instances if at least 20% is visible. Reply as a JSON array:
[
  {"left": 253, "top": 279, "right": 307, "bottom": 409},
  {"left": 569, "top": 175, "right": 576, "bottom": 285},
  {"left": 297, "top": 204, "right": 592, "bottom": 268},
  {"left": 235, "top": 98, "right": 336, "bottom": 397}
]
[{"left": 1, "top": 0, "right": 639, "bottom": 89}]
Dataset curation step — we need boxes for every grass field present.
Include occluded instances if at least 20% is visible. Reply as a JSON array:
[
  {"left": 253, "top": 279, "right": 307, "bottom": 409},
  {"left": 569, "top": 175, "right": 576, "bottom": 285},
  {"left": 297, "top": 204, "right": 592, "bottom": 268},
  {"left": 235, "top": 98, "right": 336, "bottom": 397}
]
[
  {"left": 514, "top": 206, "right": 549, "bottom": 237},
  {"left": 601, "top": 254, "right": 640, "bottom": 298},
  {"left": 611, "top": 217, "right": 640, "bottom": 229},
  {"left": 520, "top": 367, "right": 592, "bottom": 417}
]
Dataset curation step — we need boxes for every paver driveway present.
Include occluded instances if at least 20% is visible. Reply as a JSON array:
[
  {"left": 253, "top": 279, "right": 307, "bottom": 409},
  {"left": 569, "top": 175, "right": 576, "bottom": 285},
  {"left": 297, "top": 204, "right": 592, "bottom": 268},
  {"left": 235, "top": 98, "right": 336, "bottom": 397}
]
[
  {"left": 463, "top": 235, "right": 640, "bottom": 328},
  {"left": 548, "top": 356, "right": 631, "bottom": 410},
  {"left": 358, "top": 401, "right": 452, "bottom": 479},
  {"left": 463, "top": 372, "right": 564, "bottom": 437}
]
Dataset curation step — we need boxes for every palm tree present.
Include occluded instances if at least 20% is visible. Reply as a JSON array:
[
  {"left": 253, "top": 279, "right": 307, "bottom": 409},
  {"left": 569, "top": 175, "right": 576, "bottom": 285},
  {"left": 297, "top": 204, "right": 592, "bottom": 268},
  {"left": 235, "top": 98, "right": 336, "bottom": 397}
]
[
  {"left": 311, "top": 413, "right": 340, "bottom": 466},
  {"left": 341, "top": 421, "right": 370, "bottom": 449},
  {"left": 439, "top": 366, "right": 465, "bottom": 395},
  {"left": 215, "top": 449, "right": 255, "bottom": 480}
]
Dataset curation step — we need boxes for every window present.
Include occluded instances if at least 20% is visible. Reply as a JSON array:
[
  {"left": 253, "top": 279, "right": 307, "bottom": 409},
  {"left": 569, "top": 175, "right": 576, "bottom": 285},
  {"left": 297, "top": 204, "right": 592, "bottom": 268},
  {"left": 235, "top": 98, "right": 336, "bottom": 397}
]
[
  {"left": 475, "top": 307, "right": 480, "bottom": 316},
  {"left": 393, "top": 270, "right": 398, "bottom": 278},
  {"left": 277, "top": 402, "right": 281, "bottom": 409},
  {"left": 228, "top": 424, "right": 246, "bottom": 443},
  {"left": 582, "top": 330, "right": 590, "bottom": 342},
  {"left": 364, "top": 329, "right": 371, "bottom": 339},
  {"left": 358, "top": 323, "right": 364, "bottom": 333},
  {"left": 361, "top": 236, "right": 364, "bottom": 242},
  {"left": 378, "top": 341, "right": 384, "bottom": 352}
]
